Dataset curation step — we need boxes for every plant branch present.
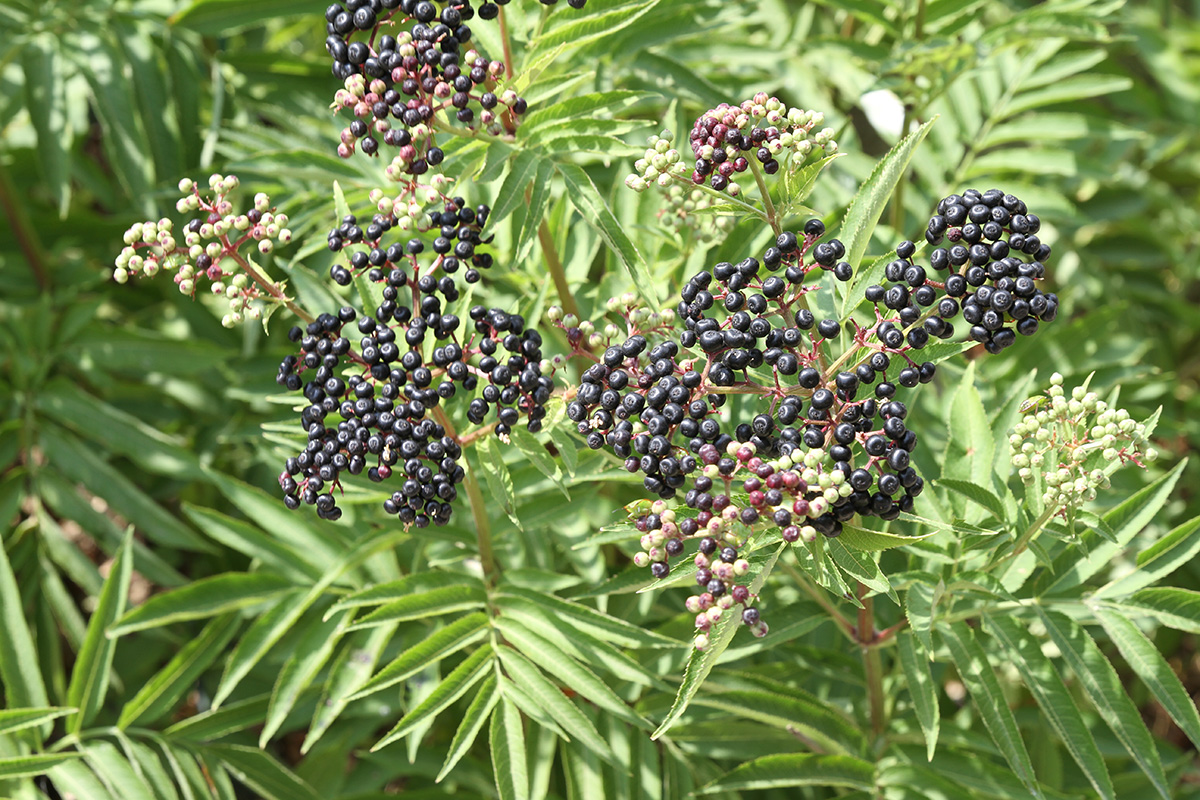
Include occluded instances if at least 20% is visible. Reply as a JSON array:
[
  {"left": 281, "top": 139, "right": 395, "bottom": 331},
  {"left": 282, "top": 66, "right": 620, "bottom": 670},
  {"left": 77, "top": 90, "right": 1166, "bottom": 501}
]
[
  {"left": 223, "top": 246, "right": 314, "bottom": 325},
  {"left": 433, "top": 407, "right": 500, "bottom": 588},
  {"left": 538, "top": 219, "right": 580, "bottom": 321},
  {"left": 988, "top": 505, "right": 1056, "bottom": 572},
  {"left": 747, "top": 157, "right": 782, "bottom": 237},
  {"left": 0, "top": 159, "right": 51, "bottom": 292},
  {"left": 498, "top": 7, "right": 515, "bottom": 81},
  {"left": 857, "top": 582, "right": 887, "bottom": 739},
  {"left": 782, "top": 560, "right": 855, "bottom": 642}
]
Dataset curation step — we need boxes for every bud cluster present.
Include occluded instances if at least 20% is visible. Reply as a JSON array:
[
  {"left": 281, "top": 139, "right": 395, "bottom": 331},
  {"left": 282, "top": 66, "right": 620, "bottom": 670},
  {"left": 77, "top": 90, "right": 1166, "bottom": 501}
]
[
  {"left": 112, "top": 175, "right": 294, "bottom": 328},
  {"left": 1010, "top": 373, "right": 1157, "bottom": 514}
]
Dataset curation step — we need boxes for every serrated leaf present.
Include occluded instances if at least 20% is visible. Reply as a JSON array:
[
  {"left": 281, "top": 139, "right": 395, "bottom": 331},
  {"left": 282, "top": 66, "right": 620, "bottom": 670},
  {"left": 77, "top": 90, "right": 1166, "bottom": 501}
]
[
  {"left": 1121, "top": 587, "right": 1200, "bottom": 633},
  {"left": 530, "top": 0, "right": 660, "bottom": 54},
  {"left": 940, "top": 621, "right": 1041, "bottom": 797},
  {"left": 85, "top": 740, "right": 154, "bottom": 800},
  {"left": 208, "top": 744, "right": 322, "bottom": 800},
  {"left": 1092, "top": 606, "right": 1200, "bottom": 750},
  {"left": 330, "top": 571, "right": 481, "bottom": 614},
  {"left": 438, "top": 674, "right": 500, "bottom": 782},
  {"left": 986, "top": 614, "right": 1114, "bottom": 800},
  {"left": 109, "top": 573, "right": 293, "bottom": 635},
  {"left": 0, "top": 753, "right": 82, "bottom": 779},
  {"left": 826, "top": 539, "right": 897, "bottom": 603},
  {"left": 936, "top": 478, "right": 1007, "bottom": 521},
  {"left": 165, "top": 694, "right": 271, "bottom": 741},
  {"left": 840, "top": 118, "right": 937, "bottom": 315},
  {"left": 260, "top": 609, "right": 350, "bottom": 746},
  {"left": 840, "top": 521, "right": 940, "bottom": 551},
  {"left": 697, "top": 753, "right": 875, "bottom": 794},
  {"left": 652, "top": 543, "right": 784, "bottom": 739},
  {"left": 346, "top": 585, "right": 486, "bottom": 630},
  {"left": 522, "top": 90, "right": 650, "bottom": 130},
  {"left": 498, "top": 647, "right": 615, "bottom": 764},
  {"left": 1035, "top": 609, "right": 1170, "bottom": 799},
  {"left": 491, "top": 696, "right": 529, "bottom": 800},
  {"left": 476, "top": 435, "right": 520, "bottom": 528},
  {"left": 302, "top": 623, "right": 396, "bottom": 753},
  {"left": 692, "top": 689, "right": 864, "bottom": 756},
  {"left": 515, "top": 157, "right": 556, "bottom": 264},
  {"left": 556, "top": 161, "right": 660, "bottom": 306},
  {"left": 897, "top": 633, "right": 939, "bottom": 761},
  {"left": 1093, "top": 513, "right": 1200, "bottom": 599},
  {"left": 491, "top": 147, "right": 544, "bottom": 226},
  {"left": 351, "top": 612, "right": 490, "bottom": 700},
  {"left": 169, "top": 0, "right": 310, "bottom": 33},
  {"left": 508, "top": 427, "right": 568, "bottom": 499},
  {"left": 372, "top": 644, "right": 494, "bottom": 751},
  {"left": 118, "top": 614, "right": 240, "bottom": 728},
  {"left": 499, "top": 586, "right": 680, "bottom": 648},
  {"left": 182, "top": 505, "right": 322, "bottom": 582},
  {"left": 0, "top": 527, "right": 49, "bottom": 717},
  {"left": 67, "top": 527, "right": 133, "bottom": 732},
  {"left": 0, "top": 706, "right": 74, "bottom": 736}
]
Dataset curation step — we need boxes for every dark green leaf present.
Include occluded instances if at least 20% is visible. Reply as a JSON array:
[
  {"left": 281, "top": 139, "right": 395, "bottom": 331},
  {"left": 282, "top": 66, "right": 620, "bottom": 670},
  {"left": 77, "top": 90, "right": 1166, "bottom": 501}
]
[
  {"left": 697, "top": 754, "right": 875, "bottom": 794},
  {"left": 110, "top": 573, "right": 294, "bottom": 635}
]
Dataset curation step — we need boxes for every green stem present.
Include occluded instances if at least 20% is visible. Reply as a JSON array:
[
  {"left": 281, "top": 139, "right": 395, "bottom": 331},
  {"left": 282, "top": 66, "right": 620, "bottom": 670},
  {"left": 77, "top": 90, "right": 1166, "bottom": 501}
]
[
  {"left": 224, "top": 245, "right": 314, "bottom": 325},
  {"left": 747, "top": 157, "right": 782, "bottom": 237},
  {"left": 433, "top": 407, "right": 500, "bottom": 589},
  {"left": 782, "top": 560, "right": 856, "bottom": 642},
  {"left": 538, "top": 219, "right": 580, "bottom": 321},
  {"left": 989, "top": 505, "right": 1057, "bottom": 572},
  {"left": 0, "top": 159, "right": 51, "bottom": 292},
  {"left": 857, "top": 583, "right": 887, "bottom": 739},
  {"left": 667, "top": 173, "right": 769, "bottom": 224}
]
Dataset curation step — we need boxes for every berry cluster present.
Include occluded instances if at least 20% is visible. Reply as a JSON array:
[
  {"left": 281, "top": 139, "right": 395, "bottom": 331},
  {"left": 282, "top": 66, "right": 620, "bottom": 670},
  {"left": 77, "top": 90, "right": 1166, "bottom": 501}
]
[
  {"left": 626, "top": 95, "right": 837, "bottom": 199},
  {"left": 324, "top": 0, "right": 528, "bottom": 172},
  {"left": 1010, "top": 373, "right": 1156, "bottom": 515},
  {"left": 865, "top": 188, "right": 1059, "bottom": 355},
  {"left": 275, "top": 197, "right": 551, "bottom": 524},
  {"left": 112, "top": 176, "right": 294, "bottom": 327}
]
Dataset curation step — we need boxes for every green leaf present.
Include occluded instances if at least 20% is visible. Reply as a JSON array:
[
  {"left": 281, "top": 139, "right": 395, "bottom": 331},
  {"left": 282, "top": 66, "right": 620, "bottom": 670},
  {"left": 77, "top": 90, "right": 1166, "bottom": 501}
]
[
  {"left": 942, "top": 361, "right": 994, "bottom": 494},
  {"left": 896, "top": 633, "right": 939, "bottom": 761},
  {"left": 529, "top": 0, "right": 660, "bottom": 54},
  {"left": 0, "top": 706, "right": 74, "bottom": 736},
  {"left": 182, "top": 505, "right": 322, "bottom": 582},
  {"left": 0, "top": 528, "right": 49, "bottom": 715},
  {"left": 490, "top": 696, "right": 529, "bottom": 800},
  {"left": 166, "top": 694, "right": 272, "bottom": 742},
  {"left": 840, "top": 521, "right": 940, "bottom": 551},
  {"left": 110, "top": 573, "right": 294, "bottom": 635},
  {"left": 75, "top": 33, "right": 151, "bottom": 205},
  {"left": 986, "top": 614, "right": 1114, "bottom": 800},
  {"left": 476, "top": 435, "right": 519, "bottom": 528},
  {"left": 346, "top": 585, "right": 487, "bottom": 630},
  {"left": 437, "top": 673, "right": 500, "bottom": 782},
  {"left": 48, "top": 758, "right": 116, "bottom": 800},
  {"left": 940, "top": 621, "right": 1041, "bottom": 797},
  {"left": 115, "top": 22, "right": 182, "bottom": 187},
  {"left": 302, "top": 624, "right": 395, "bottom": 753},
  {"left": 1035, "top": 609, "right": 1170, "bottom": 799},
  {"left": 1121, "top": 587, "right": 1200, "bottom": 633},
  {"left": 1003, "top": 75, "right": 1133, "bottom": 117},
  {"left": 936, "top": 478, "right": 1007, "bottom": 521},
  {"left": 522, "top": 90, "right": 650, "bottom": 130},
  {"left": 67, "top": 527, "right": 133, "bottom": 732},
  {"left": 1093, "top": 513, "right": 1200, "bottom": 599},
  {"left": 840, "top": 117, "right": 937, "bottom": 316},
  {"left": 515, "top": 156, "right": 557, "bottom": 264},
  {"left": 508, "top": 427, "right": 568, "bottom": 499},
  {"left": 351, "top": 612, "right": 490, "bottom": 700},
  {"left": 495, "top": 617, "right": 648, "bottom": 730},
  {"left": 826, "top": 539, "right": 896, "bottom": 603},
  {"left": 21, "top": 34, "right": 70, "bottom": 216},
  {"left": 498, "top": 647, "right": 615, "bottom": 764},
  {"left": 0, "top": 753, "right": 81, "bottom": 780},
  {"left": 330, "top": 571, "right": 481, "bottom": 613},
  {"left": 1092, "top": 606, "right": 1200, "bottom": 750},
  {"left": 499, "top": 586, "right": 680, "bottom": 649},
  {"left": 211, "top": 589, "right": 307, "bottom": 708},
  {"left": 691, "top": 689, "right": 864, "bottom": 756},
  {"left": 1038, "top": 460, "right": 1187, "bottom": 596},
  {"left": 697, "top": 754, "right": 875, "bottom": 794},
  {"left": 170, "top": 0, "right": 311, "bottom": 33},
  {"left": 372, "top": 644, "right": 494, "bottom": 751},
  {"left": 652, "top": 542, "right": 785, "bottom": 739},
  {"left": 208, "top": 744, "right": 323, "bottom": 800},
  {"left": 557, "top": 161, "right": 661, "bottom": 306},
  {"left": 490, "top": 147, "right": 544, "bottom": 226},
  {"left": 260, "top": 609, "right": 350, "bottom": 746},
  {"left": 118, "top": 614, "right": 240, "bottom": 728},
  {"left": 84, "top": 740, "right": 154, "bottom": 800}
]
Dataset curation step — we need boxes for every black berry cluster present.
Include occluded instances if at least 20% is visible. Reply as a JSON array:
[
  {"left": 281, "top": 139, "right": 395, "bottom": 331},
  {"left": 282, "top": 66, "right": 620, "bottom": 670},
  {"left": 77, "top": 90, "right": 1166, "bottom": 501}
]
[
  {"left": 276, "top": 197, "right": 550, "bottom": 525},
  {"left": 864, "top": 188, "right": 1059, "bottom": 355},
  {"left": 324, "top": 0, "right": 528, "bottom": 169}
]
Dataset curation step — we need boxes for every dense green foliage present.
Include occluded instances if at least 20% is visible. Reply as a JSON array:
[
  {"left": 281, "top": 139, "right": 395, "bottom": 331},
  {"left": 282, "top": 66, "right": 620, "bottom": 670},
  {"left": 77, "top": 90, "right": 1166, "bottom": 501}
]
[{"left": 1, "top": 0, "right": 1199, "bottom": 798}]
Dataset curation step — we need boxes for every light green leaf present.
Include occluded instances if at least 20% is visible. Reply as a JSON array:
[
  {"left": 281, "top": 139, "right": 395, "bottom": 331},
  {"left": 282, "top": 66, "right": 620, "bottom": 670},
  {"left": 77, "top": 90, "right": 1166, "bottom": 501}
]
[
  {"left": 372, "top": 644, "right": 494, "bottom": 751},
  {"left": 530, "top": 0, "right": 660, "bottom": 54},
  {"left": 840, "top": 117, "right": 937, "bottom": 316},
  {"left": 1035, "top": 609, "right": 1170, "bottom": 799},
  {"left": 522, "top": 90, "right": 650, "bottom": 130},
  {"left": 476, "top": 435, "right": 520, "bottom": 528},
  {"left": 1093, "top": 513, "right": 1200, "bottom": 599},
  {"left": 498, "top": 647, "right": 615, "bottom": 764},
  {"left": 508, "top": 427, "right": 568, "bottom": 499},
  {"left": 0, "top": 706, "right": 74, "bottom": 736},
  {"left": 346, "top": 585, "right": 487, "bottom": 630},
  {"left": 109, "top": 573, "right": 293, "bottom": 635},
  {"left": 1092, "top": 606, "right": 1200, "bottom": 750},
  {"left": 211, "top": 589, "right": 306, "bottom": 708},
  {"left": 330, "top": 571, "right": 481, "bottom": 613},
  {"left": 260, "top": 609, "right": 350, "bottom": 746},
  {"left": 491, "top": 696, "right": 529, "bottom": 800},
  {"left": 490, "top": 147, "right": 544, "bottom": 226},
  {"left": 208, "top": 744, "right": 323, "bottom": 800},
  {"left": 557, "top": 161, "right": 661, "bottom": 306},
  {"left": 840, "top": 522, "right": 939, "bottom": 551},
  {"left": 0, "top": 528, "right": 49, "bottom": 715},
  {"left": 67, "top": 526, "right": 133, "bottom": 732},
  {"left": 85, "top": 740, "right": 154, "bottom": 800},
  {"left": 182, "top": 505, "right": 322, "bottom": 582},
  {"left": 165, "top": 694, "right": 271, "bottom": 741},
  {"left": 1121, "top": 587, "right": 1200, "bottom": 633},
  {"left": 691, "top": 689, "right": 864, "bottom": 756},
  {"left": 0, "top": 753, "right": 81, "bottom": 779},
  {"left": 652, "top": 543, "right": 785, "bottom": 739},
  {"left": 826, "top": 539, "right": 897, "bottom": 603},
  {"left": 936, "top": 478, "right": 1007, "bottom": 521},
  {"left": 302, "top": 623, "right": 396, "bottom": 754},
  {"left": 499, "top": 586, "right": 680, "bottom": 648},
  {"left": 21, "top": 34, "right": 70, "bottom": 215},
  {"left": 697, "top": 754, "right": 875, "bottom": 794},
  {"left": 438, "top": 674, "right": 500, "bottom": 782},
  {"left": 515, "top": 156, "right": 557, "bottom": 264},
  {"left": 170, "top": 0, "right": 310, "bottom": 33},
  {"left": 942, "top": 361, "right": 994, "bottom": 494},
  {"left": 940, "top": 621, "right": 1041, "bottom": 797},
  {"left": 118, "top": 614, "right": 240, "bottom": 729},
  {"left": 351, "top": 612, "right": 490, "bottom": 700},
  {"left": 986, "top": 614, "right": 1114, "bottom": 800},
  {"left": 896, "top": 633, "right": 939, "bottom": 761}
]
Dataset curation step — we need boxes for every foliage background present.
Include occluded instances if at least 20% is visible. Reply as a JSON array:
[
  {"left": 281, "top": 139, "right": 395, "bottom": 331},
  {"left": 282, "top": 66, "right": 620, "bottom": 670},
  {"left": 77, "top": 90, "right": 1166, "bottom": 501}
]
[{"left": 0, "top": 0, "right": 1198, "bottom": 797}]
